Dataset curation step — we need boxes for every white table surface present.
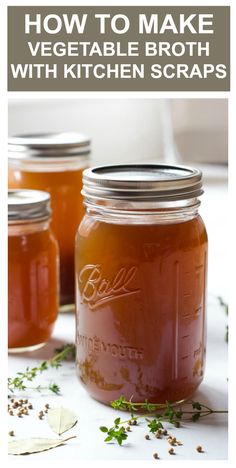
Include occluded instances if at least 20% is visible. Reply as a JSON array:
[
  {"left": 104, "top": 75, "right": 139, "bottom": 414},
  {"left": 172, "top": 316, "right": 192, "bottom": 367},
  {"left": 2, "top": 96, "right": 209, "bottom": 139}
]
[{"left": 8, "top": 176, "right": 228, "bottom": 461}]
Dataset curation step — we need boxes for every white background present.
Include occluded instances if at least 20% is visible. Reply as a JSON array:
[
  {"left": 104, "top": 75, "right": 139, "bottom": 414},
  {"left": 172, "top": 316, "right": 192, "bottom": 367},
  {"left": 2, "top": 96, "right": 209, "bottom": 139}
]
[{"left": 8, "top": 98, "right": 227, "bottom": 165}]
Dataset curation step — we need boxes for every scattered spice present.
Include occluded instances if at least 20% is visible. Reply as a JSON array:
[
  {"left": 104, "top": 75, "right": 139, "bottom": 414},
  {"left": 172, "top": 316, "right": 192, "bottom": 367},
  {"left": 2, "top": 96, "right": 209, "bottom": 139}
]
[
  {"left": 168, "top": 447, "right": 175, "bottom": 455},
  {"left": 9, "top": 431, "right": 15, "bottom": 437},
  {"left": 153, "top": 452, "right": 159, "bottom": 459},
  {"left": 167, "top": 436, "right": 177, "bottom": 446},
  {"left": 196, "top": 445, "right": 204, "bottom": 453},
  {"left": 145, "top": 434, "right": 150, "bottom": 440},
  {"left": 8, "top": 398, "right": 34, "bottom": 418}
]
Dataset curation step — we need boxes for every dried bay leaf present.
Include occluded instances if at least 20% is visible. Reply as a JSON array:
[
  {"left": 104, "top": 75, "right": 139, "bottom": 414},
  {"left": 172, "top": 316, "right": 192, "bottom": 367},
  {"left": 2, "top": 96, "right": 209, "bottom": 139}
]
[
  {"left": 47, "top": 406, "right": 78, "bottom": 435},
  {"left": 8, "top": 436, "right": 76, "bottom": 455}
]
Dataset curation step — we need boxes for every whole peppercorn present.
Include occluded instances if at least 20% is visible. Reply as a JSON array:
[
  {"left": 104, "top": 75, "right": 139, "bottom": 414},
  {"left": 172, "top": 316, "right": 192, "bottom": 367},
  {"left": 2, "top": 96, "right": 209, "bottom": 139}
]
[
  {"left": 145, "top": 434, "right": 150, "bottom": 440},
  {"left": 8, "top": 431, "right": 15, "bottom": 437},
  {"left": 153, "top": 453, "right": 159, "bottom": 459},
  {"left": 38, "top": 411, "right": 44, "bottom": 420}
]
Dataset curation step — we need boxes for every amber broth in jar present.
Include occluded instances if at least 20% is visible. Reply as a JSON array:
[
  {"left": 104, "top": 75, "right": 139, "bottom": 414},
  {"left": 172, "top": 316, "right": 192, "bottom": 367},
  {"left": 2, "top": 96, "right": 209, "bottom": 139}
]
[
  {"left": 8, "top": 190, "right": 59, "bottom": 351},
  {"left": 75, "top": 164, "right": 208, "bottom": 405},
  {"left": 8, "top": 132, "right": 90, "bottom": 306},
  {"left": 76, "top": 215, "right": 207, "bottom": 404},
  {"left": 9, "top": 168, "right": 84, "bottom": 305},
  {"left": 9, "top": 224, "right": 59, "bottom": 349}
]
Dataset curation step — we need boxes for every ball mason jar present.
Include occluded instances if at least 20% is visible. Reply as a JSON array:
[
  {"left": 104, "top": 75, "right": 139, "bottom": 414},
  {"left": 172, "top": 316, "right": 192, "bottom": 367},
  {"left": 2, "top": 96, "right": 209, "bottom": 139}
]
[
  {"left": 8, "top": 189, "right": 59, "bottom": 352},
  {"left": 75, "top": 164, "right": 208, "bottom": 405},
  {"left": 8, "top": 132, "right": 91, "bottom": 307}
]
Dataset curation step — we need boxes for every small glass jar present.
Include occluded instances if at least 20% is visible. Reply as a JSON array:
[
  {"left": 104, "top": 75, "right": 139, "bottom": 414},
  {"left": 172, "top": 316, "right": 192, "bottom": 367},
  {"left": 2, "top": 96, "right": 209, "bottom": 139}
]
[
  {"left": 75, "top": 164, "right": 208, "bottom": 405},
  {"left": 8, "top": 132, "right": 91, "bottom": 307},
  {"left": 8, "top": 189, "right": 59, "bottom": 352}
]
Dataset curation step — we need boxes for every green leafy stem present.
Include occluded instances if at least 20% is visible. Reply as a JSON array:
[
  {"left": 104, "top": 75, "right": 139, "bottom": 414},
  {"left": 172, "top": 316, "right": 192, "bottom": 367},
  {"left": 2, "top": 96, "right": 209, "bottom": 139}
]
[
  {"left": 217, "top": 296, "right": 228, "bottom": 342},
  {"left": 8, "top": 344, "right": 76, "bottom": 395},
  {"left": 100, "top": 396, "right": 228, "bottom": 446}
]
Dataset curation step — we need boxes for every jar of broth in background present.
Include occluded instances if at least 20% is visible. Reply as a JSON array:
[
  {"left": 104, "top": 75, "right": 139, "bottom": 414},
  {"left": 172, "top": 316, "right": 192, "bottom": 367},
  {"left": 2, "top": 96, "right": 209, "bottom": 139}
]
[
  {"left": 75, "top": 164, "right": 208, "bottom": 405},
  {"left": 8, "top": 190, "right": 59, "bottom": 352},
  {"left": 8, "top": 132, "right": 91, "bottom": 307}
]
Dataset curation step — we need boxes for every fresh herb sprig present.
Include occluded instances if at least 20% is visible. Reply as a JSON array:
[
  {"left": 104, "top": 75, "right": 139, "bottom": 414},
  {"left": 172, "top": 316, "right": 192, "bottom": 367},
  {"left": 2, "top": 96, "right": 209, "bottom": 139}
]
[
  {"left": 217, "top": 296, "right": 228, "bottom": 342},
  {"left": 100, "top": 396, "right": 228, "bottom": 445},
  {"left": 8, "top": 344, "right": 76, "bottom": 395}
]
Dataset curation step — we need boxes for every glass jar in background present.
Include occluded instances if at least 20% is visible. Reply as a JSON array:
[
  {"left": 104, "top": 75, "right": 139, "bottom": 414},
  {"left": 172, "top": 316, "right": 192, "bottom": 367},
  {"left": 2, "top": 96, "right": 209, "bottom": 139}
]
[
  {"left": 75, "top": 164, "right": 208, "bottom": 405},
  {"left": 8, "top": 190, "right": 59, "bottom": 352},
  {"left": 8, "top": 132, "right": 91, "bottom": 308}
]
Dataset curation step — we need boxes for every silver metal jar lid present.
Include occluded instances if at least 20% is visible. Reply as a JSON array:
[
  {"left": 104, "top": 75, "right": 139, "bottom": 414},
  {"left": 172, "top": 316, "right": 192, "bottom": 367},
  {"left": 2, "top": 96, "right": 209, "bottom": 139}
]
[
  {"left": 8, "top": 132, "right": 91, "bottom": 160},
  {"left": 82, "top": 164, "right": 203, "bottom": 202},
  {"left": 8, "top": 190, "right": 51, "bottom": 223}
]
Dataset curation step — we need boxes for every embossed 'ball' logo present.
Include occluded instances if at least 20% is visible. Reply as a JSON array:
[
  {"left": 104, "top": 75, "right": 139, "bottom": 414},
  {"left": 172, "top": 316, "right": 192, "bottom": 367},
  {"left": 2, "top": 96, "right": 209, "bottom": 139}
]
[{"left": 79, "top": 264, "right": 140, "bottom": 309}]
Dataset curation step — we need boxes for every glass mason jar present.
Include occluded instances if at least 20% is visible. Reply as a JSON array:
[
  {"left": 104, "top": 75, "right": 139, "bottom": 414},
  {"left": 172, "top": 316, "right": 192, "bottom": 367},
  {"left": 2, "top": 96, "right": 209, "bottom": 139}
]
[
  {"left": 8, "top": 132, "right": 91, "bottom": 307},
  {"left": 8, "top": 189, "right": 59, "bottom": 352},
  {"left": 75, "top": 164, "right": 208, "bottom": 405}
]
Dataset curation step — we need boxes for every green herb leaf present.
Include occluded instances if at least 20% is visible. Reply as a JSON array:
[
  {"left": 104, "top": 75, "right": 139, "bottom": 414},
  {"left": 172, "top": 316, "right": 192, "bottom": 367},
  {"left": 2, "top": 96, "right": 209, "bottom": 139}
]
[{"left": 100, "top": 426, "right": 108, "bottom": 433}]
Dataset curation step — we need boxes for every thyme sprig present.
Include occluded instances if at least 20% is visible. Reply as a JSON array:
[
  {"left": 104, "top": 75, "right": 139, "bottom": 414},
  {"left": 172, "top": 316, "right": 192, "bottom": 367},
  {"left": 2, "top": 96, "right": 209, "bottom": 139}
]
[
  {"left": 8, "top": 344, "right": 76, "bottom": 395},
  {"left": 217, "top": 296, "right": 228, "bottom": 342},
  {"left": 100, "top": 396, "right": 228, "bottom": 445}
]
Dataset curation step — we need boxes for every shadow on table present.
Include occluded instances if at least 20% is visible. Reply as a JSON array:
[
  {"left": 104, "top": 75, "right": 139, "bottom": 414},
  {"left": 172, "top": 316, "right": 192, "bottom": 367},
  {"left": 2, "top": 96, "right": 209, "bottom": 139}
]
[
  {"left": 8, "top": 336, "right": 74, "bottom": 363},
  {"left": 189, "top": 383, "right": 228, "bottom": 428}
]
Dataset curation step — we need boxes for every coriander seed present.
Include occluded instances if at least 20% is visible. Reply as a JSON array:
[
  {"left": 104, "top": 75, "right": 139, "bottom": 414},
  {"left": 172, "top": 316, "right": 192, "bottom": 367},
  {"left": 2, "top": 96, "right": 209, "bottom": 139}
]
[
  {"left": 168, "top": 448, "right": 175, "bottom": 455},
  {"left": 196, "top": 445, "right": 204, "bottom": 453}
]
